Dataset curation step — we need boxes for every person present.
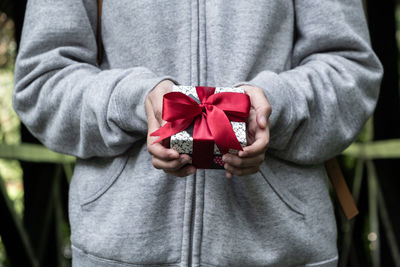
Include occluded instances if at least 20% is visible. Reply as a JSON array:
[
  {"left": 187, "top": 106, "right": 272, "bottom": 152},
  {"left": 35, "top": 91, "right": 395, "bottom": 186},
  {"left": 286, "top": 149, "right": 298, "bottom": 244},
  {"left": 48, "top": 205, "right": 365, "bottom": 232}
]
[{"left": 13, "top": 0, "right": 382, "bottom": 266}]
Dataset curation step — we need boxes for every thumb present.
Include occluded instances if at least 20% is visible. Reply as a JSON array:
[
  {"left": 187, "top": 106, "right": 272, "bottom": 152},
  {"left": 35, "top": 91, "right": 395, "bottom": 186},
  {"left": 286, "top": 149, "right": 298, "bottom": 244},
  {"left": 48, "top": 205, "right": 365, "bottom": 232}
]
[
  {"left": 256, "top": 109, "right": 268, "bottom": 129},
  {"left": 146, "top": 99, "right": 161, "bottom": 135},
  {"left": 245, "top": 87, "right": 271, "bottom": 129}
]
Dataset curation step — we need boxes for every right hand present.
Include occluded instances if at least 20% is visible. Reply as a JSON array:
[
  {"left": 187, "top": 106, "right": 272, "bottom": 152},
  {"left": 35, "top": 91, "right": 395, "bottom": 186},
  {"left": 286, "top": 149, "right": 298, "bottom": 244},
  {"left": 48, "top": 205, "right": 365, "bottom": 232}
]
[
  {"left": 145, "top": 80, "right": 196, "bottom": 177},
  {"left": 223, "top": 85, "right": 271, "bottom": 178}
]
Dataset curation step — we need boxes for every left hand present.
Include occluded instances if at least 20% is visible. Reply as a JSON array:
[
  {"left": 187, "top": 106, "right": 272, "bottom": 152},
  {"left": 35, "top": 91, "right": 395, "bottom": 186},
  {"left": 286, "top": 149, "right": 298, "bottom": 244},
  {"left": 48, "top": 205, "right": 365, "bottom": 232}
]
[
  {"left": 222, "top": 85, "right": 271, "bottom": 178},
  {"left": 145, "top": 80, "right": 196, "bottom": 177}
]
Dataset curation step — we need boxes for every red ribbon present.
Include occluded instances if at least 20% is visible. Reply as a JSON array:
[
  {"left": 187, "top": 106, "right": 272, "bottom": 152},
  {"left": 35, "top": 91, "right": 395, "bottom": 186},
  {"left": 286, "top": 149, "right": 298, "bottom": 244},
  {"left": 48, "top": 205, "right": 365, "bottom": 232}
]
[{"left": 150, "top": 86, "right": 250, "bottom": 168}]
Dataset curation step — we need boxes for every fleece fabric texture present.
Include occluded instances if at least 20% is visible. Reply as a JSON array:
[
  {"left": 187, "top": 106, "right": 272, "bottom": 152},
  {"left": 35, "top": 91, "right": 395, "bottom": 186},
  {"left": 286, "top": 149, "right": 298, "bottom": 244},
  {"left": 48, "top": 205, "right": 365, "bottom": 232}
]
[{"left": 14, "top": 0, "right": 382, "bottom": 266}]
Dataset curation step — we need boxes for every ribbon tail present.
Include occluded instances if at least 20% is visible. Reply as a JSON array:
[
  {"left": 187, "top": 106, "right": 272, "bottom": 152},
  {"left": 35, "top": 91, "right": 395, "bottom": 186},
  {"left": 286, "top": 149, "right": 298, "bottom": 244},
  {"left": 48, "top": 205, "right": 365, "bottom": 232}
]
[
  {"left": 150, "top": 126, "right": 165, "bottom": 137},
  {"left": 192, "top": 114, "right": 215, "bottom": 168},
  {"left": 149, "top": 119, "right": 193, "bottom": 145},
  {"left": 206, "top": 106, "right": 243, "bottom": 154},
  {"left": 150, "top": 122, "right": 172, "bottom": 144}
]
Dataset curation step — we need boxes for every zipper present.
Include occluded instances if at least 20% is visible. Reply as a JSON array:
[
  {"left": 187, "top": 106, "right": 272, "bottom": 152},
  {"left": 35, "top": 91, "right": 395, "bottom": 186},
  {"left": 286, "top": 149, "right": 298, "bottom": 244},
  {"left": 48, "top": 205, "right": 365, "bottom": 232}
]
[
  {"left": 188, "top": 174, "right": 196, "bottom": 266},
  {"left": 188, "top": 0, "right": 200, "bottom": 265}
]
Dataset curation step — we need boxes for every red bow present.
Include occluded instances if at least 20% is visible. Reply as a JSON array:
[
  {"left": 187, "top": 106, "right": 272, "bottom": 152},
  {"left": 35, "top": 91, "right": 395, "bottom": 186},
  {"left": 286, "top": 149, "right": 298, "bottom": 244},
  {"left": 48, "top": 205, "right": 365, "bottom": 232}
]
[{"left": 150, "top": 86, "right": 250, "bottom": 168}]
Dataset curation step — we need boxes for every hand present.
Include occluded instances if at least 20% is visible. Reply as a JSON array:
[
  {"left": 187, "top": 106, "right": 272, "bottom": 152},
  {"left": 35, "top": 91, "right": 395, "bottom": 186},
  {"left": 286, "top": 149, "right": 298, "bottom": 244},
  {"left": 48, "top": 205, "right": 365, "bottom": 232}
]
[
  {"left": 222, "top": 85, "right": 271, "bottom": 178},
  {"left": 145, "top": 80, "right": 196, "bottom": 177},
  {"left": 146, "top": 79, "right": 175, "bottom": 124}
]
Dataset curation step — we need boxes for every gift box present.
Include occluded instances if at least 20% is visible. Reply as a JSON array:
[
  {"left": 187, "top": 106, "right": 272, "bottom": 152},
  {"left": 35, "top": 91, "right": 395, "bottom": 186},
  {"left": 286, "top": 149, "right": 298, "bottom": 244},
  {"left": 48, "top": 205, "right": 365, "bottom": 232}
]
[{"left": 151, "top": 85, "right": 250, "bottom": 169}]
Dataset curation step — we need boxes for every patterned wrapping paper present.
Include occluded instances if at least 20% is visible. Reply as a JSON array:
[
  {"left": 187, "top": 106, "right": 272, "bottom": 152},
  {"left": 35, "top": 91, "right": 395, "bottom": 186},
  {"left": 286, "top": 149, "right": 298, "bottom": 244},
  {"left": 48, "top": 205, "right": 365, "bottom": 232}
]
[{"left": 170, "top": 85, "right": 247, "bottom": 169}]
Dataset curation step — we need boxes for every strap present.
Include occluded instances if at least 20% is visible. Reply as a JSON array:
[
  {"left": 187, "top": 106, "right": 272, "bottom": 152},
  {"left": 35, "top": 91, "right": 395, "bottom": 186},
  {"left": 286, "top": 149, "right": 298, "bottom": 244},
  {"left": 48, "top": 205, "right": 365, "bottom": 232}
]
[
  {"left": 325, "top": 158, "right": 359, "bottom": 220},
  {"left": 97, "top": 0, "right": 103, "bottom": 65}
]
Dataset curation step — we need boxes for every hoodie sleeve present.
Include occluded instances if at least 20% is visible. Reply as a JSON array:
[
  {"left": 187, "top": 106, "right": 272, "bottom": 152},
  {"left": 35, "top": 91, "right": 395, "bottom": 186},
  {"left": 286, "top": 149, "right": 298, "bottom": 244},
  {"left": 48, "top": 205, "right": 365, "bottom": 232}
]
[
  {"left": 13, "top": 0, "right": 177, "bottom": 159},
  {"left": 235, "top": 0, "right": 383, "bottom": 165}
]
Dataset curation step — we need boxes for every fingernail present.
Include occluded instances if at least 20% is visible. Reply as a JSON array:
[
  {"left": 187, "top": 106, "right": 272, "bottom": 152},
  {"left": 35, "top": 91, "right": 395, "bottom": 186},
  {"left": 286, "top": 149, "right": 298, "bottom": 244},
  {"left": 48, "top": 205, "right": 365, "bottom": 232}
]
[
  {"left": 260, "top": 116, "right": 266, "bottom": 127},
  {"left": 169, "top": 151, "right": 179, "bottom": 158},
  {"left": 224, "top": 163, "right": 229, "bottom": 170},
  {"left": 189, "top": 167, "right": 196, "bottom": 175},
  {"left": 180, "top": 157, "right": 187, "bottom": 164}
]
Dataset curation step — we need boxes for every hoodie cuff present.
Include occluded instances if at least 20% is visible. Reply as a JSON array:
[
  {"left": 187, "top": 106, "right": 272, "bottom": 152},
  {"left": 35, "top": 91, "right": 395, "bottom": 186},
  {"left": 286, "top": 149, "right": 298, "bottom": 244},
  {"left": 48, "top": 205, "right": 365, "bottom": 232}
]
[
  {"left": 234, "top": 70, "right": 294, "bottom": 149},
  {"left": 109, "top": 68, "right": 179, "bottom": 135}
]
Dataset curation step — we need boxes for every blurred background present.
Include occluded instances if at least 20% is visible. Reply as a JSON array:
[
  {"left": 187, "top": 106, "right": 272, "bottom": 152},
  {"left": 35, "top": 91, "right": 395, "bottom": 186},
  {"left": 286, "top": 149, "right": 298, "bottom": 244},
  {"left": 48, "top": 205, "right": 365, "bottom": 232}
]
[{"left": 0, "top": 0, "right": 400, "bottom": 266}]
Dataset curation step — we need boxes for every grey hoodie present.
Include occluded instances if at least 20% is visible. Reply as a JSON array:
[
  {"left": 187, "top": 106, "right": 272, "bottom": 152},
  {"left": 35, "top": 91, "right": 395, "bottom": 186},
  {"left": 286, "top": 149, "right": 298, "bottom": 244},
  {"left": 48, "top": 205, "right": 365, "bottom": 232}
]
[{"left": 14, "top": 0, "right": 382, "bottom": 266}]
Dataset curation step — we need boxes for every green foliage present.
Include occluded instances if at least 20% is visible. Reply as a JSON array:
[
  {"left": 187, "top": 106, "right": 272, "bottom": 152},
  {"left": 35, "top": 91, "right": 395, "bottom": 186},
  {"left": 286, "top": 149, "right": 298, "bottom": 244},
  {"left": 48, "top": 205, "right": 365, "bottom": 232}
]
[
  {"left": 0, "top": 12, "right": 16, "bottom": 71},
  {"left": 0, "top": 14, "right": 21, "bottom": 265},
  {"left": 0, "top": 71, "right": 19, "bottom": 144},
  {"left": 0, "top": 236, "right": 10, "bottom": 267},
  {"left": 0, "top": 69, "right": 23, "bottom": 214}
]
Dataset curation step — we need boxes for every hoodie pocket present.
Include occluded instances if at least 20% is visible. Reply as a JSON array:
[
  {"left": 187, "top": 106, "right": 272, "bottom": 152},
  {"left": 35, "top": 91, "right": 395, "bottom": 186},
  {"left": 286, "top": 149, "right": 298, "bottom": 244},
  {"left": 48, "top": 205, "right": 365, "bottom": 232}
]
[
  {"left": 258, "top": 161, "right": 306, "bottom": 217},
  {"left": 200, "top": 159, "right": 310, "bottom": 266},
  {"left": 70, "top": 143, "right": 186, "bottom": 265},
  {"left": 77, "top": 153, "right": 130, "bottom": 207}
]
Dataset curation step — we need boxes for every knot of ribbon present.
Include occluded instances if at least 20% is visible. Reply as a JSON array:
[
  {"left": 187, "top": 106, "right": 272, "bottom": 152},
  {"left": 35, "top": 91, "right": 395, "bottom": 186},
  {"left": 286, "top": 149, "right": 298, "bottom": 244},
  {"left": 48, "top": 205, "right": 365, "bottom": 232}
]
[{"left": 150, "top": 86, "right": 250, "bottom": 168}]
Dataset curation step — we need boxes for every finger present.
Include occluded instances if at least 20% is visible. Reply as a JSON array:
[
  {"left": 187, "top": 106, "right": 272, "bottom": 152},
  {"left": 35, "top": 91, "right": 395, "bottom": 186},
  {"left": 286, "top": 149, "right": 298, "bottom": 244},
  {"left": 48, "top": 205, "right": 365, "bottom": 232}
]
[
  {"left": 147, "top": 80, "right": 174, "bottom": 123},
  {"left": 225, "top": 171, "right": 233, "bottom": 179},
  {"left": 222, "top": 153, "right": 264, "bottom": 168},
  {"left": 146, "top": 103, "right": 180, "bottom": 160},
  {"left": 145, "top": 96, "right": 153, "bottom": 120},
  {"left": 239, "top": 129, "right": 269, "bottom": 158},
  {"left": 246, "top": 89, "right": 271, "bottom": 129},
  {"left": 255, "top": 100, "right": 271, "bottom": 129},
  {"left": 146, "top": 93, "right": 165, "bottom": 130},
  {"left": 224, "top": 163, "right": 260, "bottom": 176},
  {"left": 152, "top": 154, "right": 191, "bottom": 170},
  {"left": 148, "top": 95, "right": 163, "bottom": 124},
  {"left": 256, "top": 110, "right": 268, "bottom": 129},
  {"left": 147, "top": 142, "right": 180, "bottom": 160},
  {"left": 165, "top": 165, "right": 197, "bottom": 177},
  {"left": 147, "top": 112, "right": 161, "bottom": 136}
]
